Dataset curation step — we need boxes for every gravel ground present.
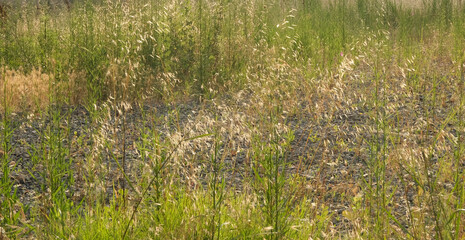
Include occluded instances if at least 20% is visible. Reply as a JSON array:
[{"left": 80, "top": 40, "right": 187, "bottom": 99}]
[
  {"left": 0, "top": 96, "right": 367, "bottom": 225},
  {"left": 1, "top": 79, "right": 462, "bottom": 234}
]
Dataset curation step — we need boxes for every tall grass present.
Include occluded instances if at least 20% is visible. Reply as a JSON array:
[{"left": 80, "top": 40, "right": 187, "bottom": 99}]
[
  {"left": 0, "top": 64, "right": 21, "bottom": 238},
  {"left": 1, "top": 0, "right": 465, "bottom": 238}
]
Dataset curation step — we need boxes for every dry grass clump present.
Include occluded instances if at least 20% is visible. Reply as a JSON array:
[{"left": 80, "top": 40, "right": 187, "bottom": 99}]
[
  {"left": 0, "top": 68, "right": 88, "bottom": 112},
  {"left": 0, "top": 68, "right": 52, "bottom": 112}
]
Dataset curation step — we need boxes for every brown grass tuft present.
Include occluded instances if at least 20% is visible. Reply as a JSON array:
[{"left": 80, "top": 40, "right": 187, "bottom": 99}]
[{"left": 0, "top": 68, "right": 52, "bottom": 112}]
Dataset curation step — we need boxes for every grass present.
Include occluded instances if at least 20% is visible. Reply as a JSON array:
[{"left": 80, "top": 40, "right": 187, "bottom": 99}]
[{"left": 1, "top": 0, "right": 465, "bottom": 239}]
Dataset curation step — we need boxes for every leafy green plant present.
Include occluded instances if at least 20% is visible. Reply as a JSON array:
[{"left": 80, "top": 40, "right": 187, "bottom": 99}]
[
  {"left": 252, "top": 121, "right": 295, "bottom": 239},
  {"left": 207, "top": 132, "right": 226, "bottom": 240}
]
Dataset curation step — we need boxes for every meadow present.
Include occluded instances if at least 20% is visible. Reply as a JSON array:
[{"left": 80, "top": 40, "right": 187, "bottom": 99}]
[{"left": 1, "top": 0, "right": 465, "bottom": 239}]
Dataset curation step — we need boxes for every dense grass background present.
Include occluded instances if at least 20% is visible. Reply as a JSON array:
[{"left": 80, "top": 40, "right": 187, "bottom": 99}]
[
  {"left": 1, "top": 0, "right": 465, "bottom": 239},
  {"left": 1, "top": 0, "right": 460, "bottom": 107}
]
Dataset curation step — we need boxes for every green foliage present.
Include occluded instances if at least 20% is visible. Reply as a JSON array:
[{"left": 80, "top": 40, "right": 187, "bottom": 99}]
[{"left": 0, "top": 68, "right": 22, "bottom": 238}]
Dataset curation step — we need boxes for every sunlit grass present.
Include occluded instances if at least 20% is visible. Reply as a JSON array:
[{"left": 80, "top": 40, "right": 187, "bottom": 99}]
[{"left": 1, "top": 0, "right": 465, "bottom": 239}]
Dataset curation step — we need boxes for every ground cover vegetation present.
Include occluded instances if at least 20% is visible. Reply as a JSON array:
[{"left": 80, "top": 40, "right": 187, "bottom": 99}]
[{"left": 0, "top": 0, "right": 465, "bottom": 238}]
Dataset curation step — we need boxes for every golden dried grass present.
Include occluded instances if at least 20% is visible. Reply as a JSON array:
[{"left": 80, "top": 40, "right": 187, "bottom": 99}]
[
  {"left": 0, "top": 68, "right": 51, "bottom": 112},
  {"left": 0, "top": 68, "right": 88, "bottom": 112}
]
